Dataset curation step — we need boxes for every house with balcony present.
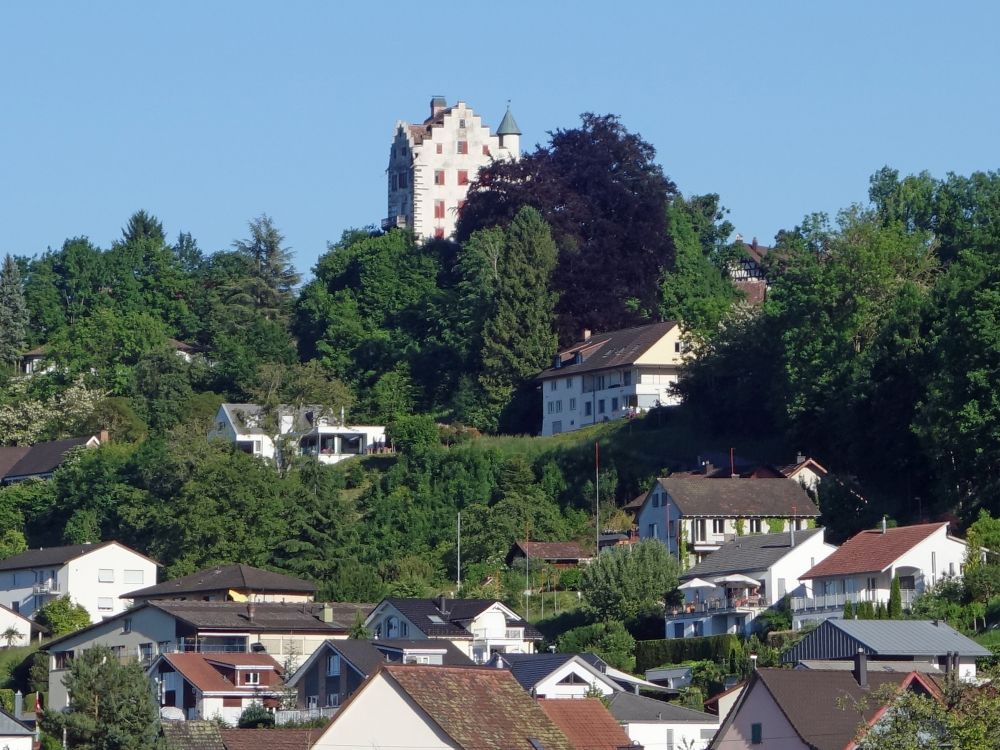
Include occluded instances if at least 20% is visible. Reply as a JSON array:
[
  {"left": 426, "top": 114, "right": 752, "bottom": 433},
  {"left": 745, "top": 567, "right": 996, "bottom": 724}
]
[
  {"left": 793, "top": 522, "right": 972, "bottom": 630},
  {"left": 125, "top": 563, "right": 316, "bottom": 605},
  {"left": 636, "top": 477, "right": 820, "bottom": 567},
  {"left": 148, "top": 651, "right": 284, "bottom": 725},
  {"left": 286, "top": 637, "right": 473, "bottom": 713},
  {"left": 536, "top": 321, "right": 684, "bottom": 436},
  {"left": 209, "top": 403, "right": 387, "bottom": 465},
  {"left": 364, "top": 597, "right": 541, "bottom": 663},
  {"left": 0, "top": 541, "right": 157, "bottom": 622},
  {"left": 665, "top": 527, "right": 836, "bottom": 639},
  {"left": 44, "top": 599, "right": 372, "bottom": 709}
]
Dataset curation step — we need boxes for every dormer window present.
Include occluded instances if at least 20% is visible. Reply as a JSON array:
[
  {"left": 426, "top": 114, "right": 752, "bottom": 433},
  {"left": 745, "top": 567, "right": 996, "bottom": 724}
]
[{"left": 244, "top": 671, "right": 260, "bottom": 685}]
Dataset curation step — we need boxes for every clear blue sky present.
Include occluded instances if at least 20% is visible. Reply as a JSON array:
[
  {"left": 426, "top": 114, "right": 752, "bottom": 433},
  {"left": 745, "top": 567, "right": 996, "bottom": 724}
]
[{"left": 1, "top": 2, "right": 998, "bottom": 275}]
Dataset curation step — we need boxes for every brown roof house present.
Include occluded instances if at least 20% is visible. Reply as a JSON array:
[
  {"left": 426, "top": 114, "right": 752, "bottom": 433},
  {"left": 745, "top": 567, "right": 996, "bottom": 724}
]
[
  {"left": 506, "top": 541, "right": 593, "bottom": 568},
  {"left": 793, "top": 522, "right": 973, "bottom": 629},
  {"left": 636, "top": 476, "right": 820, "bottom": 567},
  {"left": 538, "top": 699, "right": 634, "bottom": 750},
  {"left": 126, "top": 563, "right": 316, "bottom": 605},
  {"left": 0, "top": 433, "right": 104, "bottom": 484},
  {"left": 536, "top": 321, "right": 684, "bottom": 436},
  {"left": 311, "top": 664, "right": 575, "bottom": 750},
  {"left": 709, "top": 657, "right": 942, "bottom": 750}
]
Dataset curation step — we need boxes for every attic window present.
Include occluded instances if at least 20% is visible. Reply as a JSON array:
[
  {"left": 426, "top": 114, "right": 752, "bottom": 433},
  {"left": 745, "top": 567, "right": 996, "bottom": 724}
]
[
  {"left": 428, "top": 615, "right": 445, "bottom": 624},
  {"left": 528, "top": 740, "right": 547, "bottom": 750}
]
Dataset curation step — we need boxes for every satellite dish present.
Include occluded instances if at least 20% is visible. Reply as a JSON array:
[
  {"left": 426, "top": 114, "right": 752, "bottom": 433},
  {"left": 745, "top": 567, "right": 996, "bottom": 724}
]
[{"left": 160, "top": 707, "right": 186, "bottom": 721}]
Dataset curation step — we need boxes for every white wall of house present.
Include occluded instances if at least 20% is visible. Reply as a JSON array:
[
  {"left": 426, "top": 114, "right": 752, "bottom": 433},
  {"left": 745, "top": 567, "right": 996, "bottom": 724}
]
[
  {"left": 623, "top": 720, "right": 718, "bottom": 750},
  {"left": 387, "top": 100, "right": 518, "bottom": 241},
  {"left": 313, "top": 672, "right": 459, "bottom": 750},
  {"left": 531, "top": 660, "right": 618, "bottom": 699},
  {"left": 712, "top": 679, "right": 807, "bottom": 750},
  {"left": 0, "top": 607, "right": 32, "bottom": 647},
  {"left": 0, "top": 733, "right": 31, "bottom": 750}
]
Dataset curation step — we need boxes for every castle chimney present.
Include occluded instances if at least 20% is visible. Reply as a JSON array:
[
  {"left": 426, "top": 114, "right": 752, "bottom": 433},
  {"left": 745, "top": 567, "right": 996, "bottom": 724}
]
[
  {"left": 853, "top": 649, "right": 868, "bottom": 688},
  {"left": 430, "top": 95, "right": 447, "bottom": 118}
]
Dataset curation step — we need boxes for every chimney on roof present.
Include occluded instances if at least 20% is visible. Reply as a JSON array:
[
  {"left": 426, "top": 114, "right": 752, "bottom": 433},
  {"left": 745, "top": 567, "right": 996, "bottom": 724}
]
[
  {"left": 751, "top": 237, "right": 758, "bottom": 249},
  {"left": 853, "top": 649, "right": 868, "bottom": 688},
  {"left": 97, "top": 429, "right": 110, "bottom": 445},
  {"left": 13, "top": 690, "right": 22, "bottom": 720},
  {"left": 322, "top": 604, "right": 334, "bottom": 623},
  {"left": 796, "top": 452, "right": 806, "bottom": 464},
  {"left": 430, "top": 95, "right": 446, "bottom": 118},
  {"left": 247, "top": 600, "right": 256, "bottom": 623},
  {"left": 437, "top": 594, "right": 449, "bottom": 617},
  {"left": 882, "top": 516, "right": 887, "bottom": 534},
  {"left": 703, "top": 461, "right": 715, "bottom": 477}
]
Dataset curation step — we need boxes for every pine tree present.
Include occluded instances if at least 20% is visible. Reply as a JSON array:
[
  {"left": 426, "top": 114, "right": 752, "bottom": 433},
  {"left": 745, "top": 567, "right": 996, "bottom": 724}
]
[
  {"left": 888, "top": 575, "right": 903, "bottom": 618},
  {"left": 232, "top": 215, "right": 301, "bottom": 320},
  {"left": 0, "top": 255, "right": 28, "bottom": 368},
  {"left": 478, "top": 206, "right": 558, "bottom": 432},
  {"left": 843, "top": 600, "right": 855, "bottom": 619}
]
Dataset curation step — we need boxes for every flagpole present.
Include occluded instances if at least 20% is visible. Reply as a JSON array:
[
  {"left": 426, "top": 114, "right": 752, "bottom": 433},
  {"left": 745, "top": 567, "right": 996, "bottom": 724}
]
[{"left": 595, "top": 441, "right": 600, "bottom": 553}]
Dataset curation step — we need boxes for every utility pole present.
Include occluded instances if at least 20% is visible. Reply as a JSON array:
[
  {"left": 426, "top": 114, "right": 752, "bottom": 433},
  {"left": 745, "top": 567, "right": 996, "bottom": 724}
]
[
  {"left": 595, "top": 441, "right": 600, "bottom": 554},
  {"left": 456, "top": 511, "right": 462, "bottom": 590}
]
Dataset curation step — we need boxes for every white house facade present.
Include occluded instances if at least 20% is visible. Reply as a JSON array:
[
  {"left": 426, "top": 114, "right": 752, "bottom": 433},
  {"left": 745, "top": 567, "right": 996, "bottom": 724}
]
[
  {"left": 0, "top": 542, "right": 157, "bottom": 622},
  {"left": 536, "top": 322, "right": 684, "bottom": 436},
  {"left": 607, "top": 692, "right": 718, "bottom": 750},
  {"left": 386, "top": 96, "right": 520, "bottom": 240}
]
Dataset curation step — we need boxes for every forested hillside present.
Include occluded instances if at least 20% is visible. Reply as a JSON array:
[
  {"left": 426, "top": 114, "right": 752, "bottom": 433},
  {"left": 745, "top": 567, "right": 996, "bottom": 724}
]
[{"left": 1, "top": 113, "right": 999, "bottom": 600}]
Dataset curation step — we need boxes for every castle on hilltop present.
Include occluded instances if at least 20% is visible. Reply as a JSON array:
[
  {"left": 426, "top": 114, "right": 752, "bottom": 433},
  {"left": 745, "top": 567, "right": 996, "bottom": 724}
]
[{"left": 385, "top": 96, "right": 520, "bottom": 240}]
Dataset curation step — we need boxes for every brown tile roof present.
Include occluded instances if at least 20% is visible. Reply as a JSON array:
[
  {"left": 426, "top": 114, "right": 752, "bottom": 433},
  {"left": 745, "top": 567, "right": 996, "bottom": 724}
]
[
  {"left": 538, "top": 321, "right": 679, "bottom": 379},
  {"left": 160, "top": 652, "right": 281, "bottom": 693},
  {"left": 800, "top": 523, "right": 946, "bottom": 578},
  {"left": 654, "top": 477, "right": 819, "bottom": 518},
  {"left": 127, "top": 563, "right": 316, "bottom": 599},
  {"left": 509, "top": 541, "right": 591, "bottom": 562},
  {"left": 162, "top": 720, "right": 226, "bottom": 750},
  {"left": 220, "top": 728, "right": 320, "bottom": 750},
  {"left": 778, "top": 457, "right": 828, "bottom": 478},
  {"left": 746, "top": 668, "right": 940, "bottom": 750},
  {"left": 383, "top": 664, "right": 575, "bottom": 750},
  {"left": 149, "top": 600, "right": 370, "bottom": 631},
  {"left": 538, "top": 699, "right": 632, "bottom": 750}
]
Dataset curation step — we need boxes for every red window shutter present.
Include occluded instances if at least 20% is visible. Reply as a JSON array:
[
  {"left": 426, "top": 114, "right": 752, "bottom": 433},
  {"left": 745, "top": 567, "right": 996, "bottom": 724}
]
[
  {"left": 436, "top": 143, "right": 443, "bottom": 154},
  {"left": 458, "top": 170, "right": 468, "bottom": 186},
  {"left": 482, "top": 144, "right": 490, "bottom": 156},
  {"left": 434, "top": 228, "right": 445, "bottom": 239},
  {"left": 457, "top": 141, "right": 467, "bottom": 154},
  {"left": 434, "top": 200, "right": 445, "bottom": 219},
  {"left": 435, "top": 170, "right": 444, "bottom": 185}
]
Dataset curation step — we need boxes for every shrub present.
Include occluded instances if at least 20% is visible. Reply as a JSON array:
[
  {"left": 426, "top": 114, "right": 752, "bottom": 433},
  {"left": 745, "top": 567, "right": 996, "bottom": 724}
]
[
  {"left": 238, "top": 703, "right": 275, "bottom": 729},
  {"left": 635, "top": 634, "right": 742, "bottom": 673},
  {"left": 558, "top": 567, "right": 582, "bottom": 590},
  {"left": 556, "top": 621, "right": 636, "bottom": 672}
]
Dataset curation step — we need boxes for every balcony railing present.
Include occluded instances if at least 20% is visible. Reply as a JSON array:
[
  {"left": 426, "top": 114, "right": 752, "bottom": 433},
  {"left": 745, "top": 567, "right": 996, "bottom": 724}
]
[
  {"left": 791, "top": 589, "right": 916, "bottom": 612},
  {"left": 32, "top": 581, "right": 60, "bottom": 595},
  {"left": 505, "top": 628, "right": 524, "bottom": 640},
  {"left": 667, "top": 597, "right": 769, "bottom": 618},
  {"left": 472, "top": 628, "right": 525, "bottom": 641},
  {"left": 275, "top": 707, "right": 337, "bottom": 725}
]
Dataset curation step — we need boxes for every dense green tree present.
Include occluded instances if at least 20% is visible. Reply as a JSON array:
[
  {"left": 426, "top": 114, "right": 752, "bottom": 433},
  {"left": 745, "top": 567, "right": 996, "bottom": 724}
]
[
  {"left": 121, "top": 209, "right": 165, "bottom": 245},
  {"left": 131, "top": 349, "right": 198, "bottom": 432},
  {"left": 888, "top": 575, "right": 903, "bottom": 618},
  {"left": 35, "top": 596, "right": 91, "bottom": 635},
  {"left": 39, "top": 645, "right": 164, "bottom": 750},
  {"left": 232, "top": 215, "right": 301, "bottom": 320},
  {"left": 0, "top": 255, "right": 29, "bottom": 368},
  {"left": 580, "top": 539, "right": 680, "bottom": 621},
  {"left": 555, "top": 620, "right": 636, "bottom": 672}
]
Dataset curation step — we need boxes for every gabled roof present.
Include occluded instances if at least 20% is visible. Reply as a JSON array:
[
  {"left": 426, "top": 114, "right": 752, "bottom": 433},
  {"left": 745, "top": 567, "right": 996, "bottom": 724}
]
[
  {"left": 652, "top": 477, "right": 820, "bottom": 518},
  {"left": 155, "top": 652, "right": 281, "bottom": 694},
  {"left": 680, "top": 528, "right": 824, "bottom": 580},
  {"left": 780, "top": 619, "right": 992, "bottom": 664},
  {"left": 779, "top": 457, "right": 828, "bottom": 479},
  {"left": 374, "top": 598, "right": 541, "bottom": 640},
  {"left": 0, "top": 707, "right": 33, "bottom": 737},
  {"left": 380, "top": 664, "right": 575, "bottom": 750},
  {"left": 220, "top": 728, "right": 322, "bottom": 750},
  {"left": 605, "top": 691, "right": 716, "bottom": 724},
  {"left": 538, "top": 699, "right": 632, "bottom": 750},
  {"left": 0, "top": 446, "right": 30, "bottom": 479},
  {"left": 498, "top": 652, "right": 618, "bottom": 693},
  {"left": 507, "top": 541, "right": 591, "bottom": 563},
  {"left": 537, "top": 321, "right": 679, "bottom": 379},
  {"left": 125, "top": 563, "right": 316, "bottom": 600},
  {"left": 0, "top": 541, "right": 156, "bottom": 572},
  {"left": 717, "top": 668, "right": 941, "bottom": 750},
  {"left": 149, "top": 600, "right": 370, "bottom": 632},
  {"left": 800, "top": 522, "right": 950, "bottom": 578},
  {"left": 0, "top": 436, "right": 95, "bottom": 481}
]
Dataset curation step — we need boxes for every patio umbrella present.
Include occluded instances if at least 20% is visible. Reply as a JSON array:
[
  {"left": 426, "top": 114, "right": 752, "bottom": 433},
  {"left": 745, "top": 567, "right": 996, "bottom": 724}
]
[
  {"left": 713, "top": 573, "right": 760, "bottom": 586},
  {"left": 678, "top": 578, "right": 717, "bottom": 590}
]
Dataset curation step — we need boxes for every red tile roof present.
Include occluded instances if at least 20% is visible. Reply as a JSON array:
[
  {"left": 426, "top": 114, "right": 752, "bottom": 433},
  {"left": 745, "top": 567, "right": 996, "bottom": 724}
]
[
  {"left": 801, "top": 523, "right": 947, "bottom": 578},
  {"left": 382, "top": 664, "right": 574, "bottom": 750},
  {"left": 538, "top": 699, "right": 632, "bottom": 750},
  {"left": 160, "top": 652, "right": 281, "bottom": 694},
  {"left": 220, "top": 728, "right": 320, "bottom": 750}
]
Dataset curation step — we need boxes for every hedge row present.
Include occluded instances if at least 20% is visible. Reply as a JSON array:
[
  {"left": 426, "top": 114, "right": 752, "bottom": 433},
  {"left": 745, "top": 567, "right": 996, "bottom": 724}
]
[{"left": 635, "top": 634, "right": 742, "bottom": 672}]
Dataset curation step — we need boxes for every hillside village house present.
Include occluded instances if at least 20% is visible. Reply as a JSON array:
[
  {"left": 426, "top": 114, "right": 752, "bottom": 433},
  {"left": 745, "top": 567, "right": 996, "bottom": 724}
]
[
  {"left": 505, "top": 541, "right": 592, "bottom": 568},
  {"left": 494, "top": 651, "right": 665, "bottom": 696},
  {"left": 148, "top": 651, "right": 284, "bottom": 725},
  {"left": 209, "top": 403, "right": 386, "bottom": 465},
  {"left": 538, "top": 699, "right": 633, "bottom": 750},
  {"left": 0, "top": 541, "right": 157, "bottom": 622},
  {"left": 386, "top": 96, "right": 520, "bottom": 240},
  {"left": 536, "top": 321, "right": 684, "bottom": 436},
  {"left": 0, "top": 432, "right": 105, "bottom": 484},
  {"left": 365, "top": 597, "right": 540, "bottom": 664},
  {"left": 44, "top": 599, "right": 371, "bottom": 709},
  {"left": 125, "top": 563, "right": 316, "bottom": 605},
  {"left": 0, "top": 710, "right": 33, "bottom": 750},
  {"left": 287, "top": 638, "right": 473, "bottom": 711},
  {"left": 695, "top": 450, "right": 828, "bottom": 492},
  {"left": 665, "top": 528, "right": 836, "bottom": 639},
  {"left": 605, "top": 692, "right": 718, "bottom": 750},
  {"left": 793, "top": 521, "right": 972, "bottom": 629},
  {"left": 636, "top": 477, "right": 820, "bottom": 567},
  {"left": 0, "top": 603, "right": 40, "bottom": 648}
]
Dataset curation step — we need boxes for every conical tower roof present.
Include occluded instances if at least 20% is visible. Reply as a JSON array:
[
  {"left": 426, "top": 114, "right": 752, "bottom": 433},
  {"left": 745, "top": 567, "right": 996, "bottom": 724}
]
[{"left": 496, "top": 105, "right": 521, "bottom": 136}]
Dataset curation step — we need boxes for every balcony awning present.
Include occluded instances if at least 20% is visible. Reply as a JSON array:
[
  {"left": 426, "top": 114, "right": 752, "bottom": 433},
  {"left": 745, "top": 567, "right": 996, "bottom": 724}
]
[
  {"left": 714, "top": 573, "right": 760, "bottom": 586},
  {"left": 678, "top": 578, "right": 717, "bottom": 590}
]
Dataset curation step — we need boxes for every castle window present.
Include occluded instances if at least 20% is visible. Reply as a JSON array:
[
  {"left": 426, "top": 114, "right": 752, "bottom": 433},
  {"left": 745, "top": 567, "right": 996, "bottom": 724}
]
[
  {"left": 434, "top": 170, "right": 445, "bottom": 186},
  {"left": 436, "top": 143, "right": 443, "bottom": 154},
  {"left": 457, "top": 170, "right": 469, "bottom": 186},
  {"left": 398, "top": 172, "right": 407, "bottom": 188},
  {"left": 483, "top": 144, "right": 490, "bottom": 156},
  {"left": 434, "top": 201, "right": 445, "bottom": 219},
  {"left": 457, "top": 141, "right": 468, "bottom": 155}
]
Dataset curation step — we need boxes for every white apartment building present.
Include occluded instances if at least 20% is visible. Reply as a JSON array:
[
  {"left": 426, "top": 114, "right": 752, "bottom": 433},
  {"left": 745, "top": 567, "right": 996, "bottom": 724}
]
[
  {"left": 385, "top": 96, "right": 520, "bottom": 240},
  {"left": 537, "top": 321, "right": 684, "bottom": 436},
  {"left": 0, "top": 542, "right": 158, "bottom": 622}
]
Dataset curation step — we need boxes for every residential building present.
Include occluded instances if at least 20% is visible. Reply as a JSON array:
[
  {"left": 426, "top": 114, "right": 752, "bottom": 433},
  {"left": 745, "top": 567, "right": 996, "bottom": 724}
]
[
  {"left": 702, "top": 682, "right": 745, "bottom": 723},
  {"left": 505, "top": 541, "right": 592, "bottom": 568},
  {"left": 286, "top": 637, "right": 473, "bottom": 711},
  {"left": 44, "top": 599, "right": 371, "bottom": 708},
  {"left": 794, "top": 522, "right": 971, "bottom": 628},
  {"left": 311, "top": 664, "right": 574, "bottom": 750},
  {"left": 605, "top": 692, "right": 718, "bottom": 750},
  {"left": 727, "top": 236, "right": 771, "bottom": 306},
  {"left": 780, "top": 618, "right": 991, "bottom": 680},
  {"left": 536, "top": 322, "right": 684, "bottom": 436},
  {"left": 695, "top": 450, "right": 827, "bottom": 492},
  {"left": 18, "top": 344, "right": 53, "bottom": 376},
  {"left": 125, "top": 563, "right": 316, "bottom": 605},
  {"left": 0, "top": 541, "right": 157, "bottom": 621},
  {"left": 0, "top": 709, "right": 33, "bottom": 750},
  {"left": 496, "top": 652, "right": 664, "bottom": 697},
  {"left": 149, "top": 651, "right": 284, "bottom": 724},
  {"left": 386, "top": 96, "right": 520, "bottom": 240},
  {"left": 365, "top": 597, "right": 541, "bottom": 664},
  {"left": 636, "top": 477, "right": 820, "bottom": 567},
  {"left": 538, "top": 699, "right": 633, "bottom": 750},
  {"left": 0, "top": 432, "right": 105, "bottom": 484},
  {"left": 0, "top": 602, "right": 42, "bottom": 647},
  {"left": 665, "top": 528, "right": 836, "bottom": 639},
  {"left": 209, "top": 403, "right": 386, "bottom": 465},
  {"left": 709, "top": 660, "right": 942, "bottom": 750}
]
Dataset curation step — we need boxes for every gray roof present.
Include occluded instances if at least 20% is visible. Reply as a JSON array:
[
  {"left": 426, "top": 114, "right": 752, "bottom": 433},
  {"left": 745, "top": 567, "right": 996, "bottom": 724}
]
[
  {"left": 0, "top": 541, "right": 119, "bottom": 571},
  {"left": 0, "top": 436, "right": 93, "bottom": 481},
  {"left": 149, "top": 600, "right": 371, "bottom": 633},
  {"left": 781, "top": 619, "right": 992, "bottom": 664},
  {"left": 223, "top": 403, "right": 348, "bottom": 436},
  {"left": 681, "top": 528, "right": 823, "bottom": 580},
  {"left": 161, "top": 720, "right": 225, "bottom": 750},
  {"left": 496, "top": 106, "right": 521, "bottom": 136},
  {"left": 797, "top": 659, "right": 942, "bottom": 673},
  {"left": 500, "top": 652, "right": 609, "bottom": 691},
  {"left": 538, "top": 322, "right": 679, "bottom": 379},
  {"left": 653, "top": 477, "right": 820, "bottom": 518},
  {"left": 606, "top": 692, "right": 715, "bottom": 724},
  {"left": 378, "top": 598, "right": 541, "bottom": 640},
  {"left": 126, "top": 563, "right": 316, "bottom": 599},
  {"left": 0, "top": 708, "right": 32, "bottom": 737}
]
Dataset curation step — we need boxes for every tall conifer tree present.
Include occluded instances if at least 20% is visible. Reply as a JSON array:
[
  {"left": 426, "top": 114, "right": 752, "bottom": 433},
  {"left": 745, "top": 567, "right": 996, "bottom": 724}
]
[{"left": 0, "top": 255, "right": 28, "bottom": 368}]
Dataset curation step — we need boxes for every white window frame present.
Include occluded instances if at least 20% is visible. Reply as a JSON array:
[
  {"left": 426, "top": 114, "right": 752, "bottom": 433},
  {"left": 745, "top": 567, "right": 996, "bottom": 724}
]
[
  {"left": 123, "top": 569, "right": 144, "bottom": 585},
  {"left": 97, "top": 597, "right": 113, "bottom": 611},
  {"left": 327, "top": 654, "right": 341, "bottom": 677},
  {"left": 244, "top": 671, "right": 260, "bottom": 685},
  {"left": 98, "top": 569, "right": 115, "bottom": 583}
]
